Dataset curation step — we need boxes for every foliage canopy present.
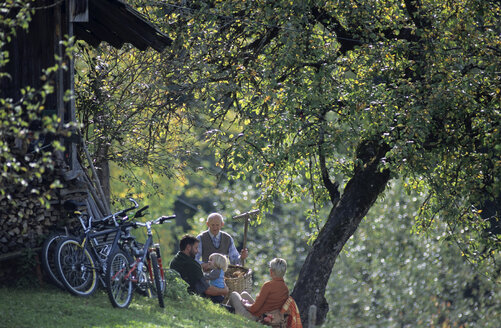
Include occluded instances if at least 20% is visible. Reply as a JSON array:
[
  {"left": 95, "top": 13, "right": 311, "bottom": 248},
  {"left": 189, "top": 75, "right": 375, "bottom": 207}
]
[{"left": 148, "top": 0, "right": 500, "bottom": 262}]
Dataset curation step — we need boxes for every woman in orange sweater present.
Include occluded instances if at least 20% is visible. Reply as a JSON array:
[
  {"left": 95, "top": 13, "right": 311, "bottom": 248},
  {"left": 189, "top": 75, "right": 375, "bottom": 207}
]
[{"left": 229, "top": 258, "right": 289, "bottom": 321}]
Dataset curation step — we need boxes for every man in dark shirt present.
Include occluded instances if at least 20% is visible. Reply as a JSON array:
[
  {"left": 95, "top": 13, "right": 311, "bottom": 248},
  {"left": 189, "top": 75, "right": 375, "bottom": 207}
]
[{"left": 170, "top": 234, "right": 228, "bottom": 300}]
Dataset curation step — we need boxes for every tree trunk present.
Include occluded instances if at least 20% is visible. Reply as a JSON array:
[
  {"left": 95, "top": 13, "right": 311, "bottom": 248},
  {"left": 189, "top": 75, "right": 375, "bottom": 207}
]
[
  {"left": 97, "top": 157, "right": 111, "bottom": 206},
  {"left": 291, "top": 143, "right": 391, "bottom": 325},
  {"left": 96, "top": 144, "right": 111, "bottom": 207}
]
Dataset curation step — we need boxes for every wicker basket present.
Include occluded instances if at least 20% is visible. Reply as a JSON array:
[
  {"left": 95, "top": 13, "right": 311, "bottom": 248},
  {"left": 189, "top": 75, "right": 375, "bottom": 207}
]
[{"left": 224, "top": 265, "right": 253, "bottom": 302}]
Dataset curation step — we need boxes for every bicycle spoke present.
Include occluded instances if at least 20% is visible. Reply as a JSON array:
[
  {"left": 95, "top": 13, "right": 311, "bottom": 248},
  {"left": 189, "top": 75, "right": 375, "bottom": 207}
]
[
  {"left": 56, "top": 238, "right": 98, "bottom": 296},
  {"left": 106, "top": 250, "right": 133, "bottom": 308}
]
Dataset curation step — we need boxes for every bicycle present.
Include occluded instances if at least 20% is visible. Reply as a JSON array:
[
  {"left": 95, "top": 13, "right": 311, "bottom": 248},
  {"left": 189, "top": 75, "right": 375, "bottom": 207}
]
[
  {"left": 54, "top": 198, "right": 144, "bottom": 297},
  {"left": 41, "top": 200, "right": 86, "bottom": 289},
  {"left": 106, "top": 213, "right": 175, "bottom": 308}
]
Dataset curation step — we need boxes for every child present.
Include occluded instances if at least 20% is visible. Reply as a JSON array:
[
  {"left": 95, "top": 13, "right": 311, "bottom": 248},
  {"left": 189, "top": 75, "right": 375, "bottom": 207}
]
[{"left": 204, "top": 253, "right": 229, "bottom": 303}]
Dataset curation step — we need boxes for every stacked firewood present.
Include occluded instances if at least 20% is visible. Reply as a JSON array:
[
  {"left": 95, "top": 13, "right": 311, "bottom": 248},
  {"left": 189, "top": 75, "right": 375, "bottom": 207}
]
[
  {"left": 0, "top": 141, "right": 108, "bottom": 284},
  {"left": 2, "top": 197, "right": 61, "bottom": 254},
  {"left": 0, "top": 185, "right": 87, "bottom": 255},
  {"left": 0, "top": 195, "right": 52, "bottom": 254},
  {"left": 0, "top": 176, "right": 89, "bottom": 284}
]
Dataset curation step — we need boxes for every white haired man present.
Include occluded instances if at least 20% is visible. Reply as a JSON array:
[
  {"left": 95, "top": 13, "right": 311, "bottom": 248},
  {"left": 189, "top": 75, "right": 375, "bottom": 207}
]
[{"left": 196, "top": 212, "right": 248, "bottom": 271}]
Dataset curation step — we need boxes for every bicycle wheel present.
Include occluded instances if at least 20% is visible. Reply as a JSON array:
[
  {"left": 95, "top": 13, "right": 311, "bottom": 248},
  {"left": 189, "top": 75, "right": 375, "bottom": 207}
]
[
  {"left": 55, "top": 237, "right": 98, "bottom": 296},
  {"left": 149, "top": 252, "right": 165, "bottom": 308},
  {"left": 41, "top": 232, "right": 67, "bottom": 289},
  {"left": 106, "top": 249, "right": 133, "bottom": 308}
]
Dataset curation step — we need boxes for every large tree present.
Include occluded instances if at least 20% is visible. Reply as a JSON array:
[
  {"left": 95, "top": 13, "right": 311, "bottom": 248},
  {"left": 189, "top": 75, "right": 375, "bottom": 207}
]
[{"left": 154, "top": 0, "right": 500, "bottom": 323}]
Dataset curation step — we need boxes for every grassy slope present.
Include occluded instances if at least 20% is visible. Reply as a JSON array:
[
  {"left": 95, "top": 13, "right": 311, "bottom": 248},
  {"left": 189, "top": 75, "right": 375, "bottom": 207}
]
[{"left": 0, "top": 286, "right": 262, "bottom": 328}]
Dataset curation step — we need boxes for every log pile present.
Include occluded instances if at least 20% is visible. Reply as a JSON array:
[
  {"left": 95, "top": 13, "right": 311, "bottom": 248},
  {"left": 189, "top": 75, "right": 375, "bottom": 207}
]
[
  {"left": 2, "top": 160, "right": 89, "bottom": 242},
  {"left": 0, "top": 184, "right": 86, "bottom": 255},
  {"left": 0, "top": 136, "right": 109, "bottom": 285}
]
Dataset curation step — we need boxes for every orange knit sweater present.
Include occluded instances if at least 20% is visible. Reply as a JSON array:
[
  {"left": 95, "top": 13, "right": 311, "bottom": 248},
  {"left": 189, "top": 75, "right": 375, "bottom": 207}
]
[{"left": 248, "top": 277, "right": 289, "bottom": 317}]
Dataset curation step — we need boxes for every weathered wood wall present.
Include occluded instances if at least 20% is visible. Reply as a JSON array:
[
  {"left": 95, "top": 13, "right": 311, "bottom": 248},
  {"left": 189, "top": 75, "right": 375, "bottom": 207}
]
[
  {"left": 0, "top": 0, "right": 62, "bottom": 109},
  {"left": 0, "top": 0, "right": 75, "bottom": 284}
]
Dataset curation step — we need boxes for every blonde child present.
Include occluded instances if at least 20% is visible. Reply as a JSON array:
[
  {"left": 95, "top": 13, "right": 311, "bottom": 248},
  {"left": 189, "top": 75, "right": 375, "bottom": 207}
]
[{"left": 204, "top": 253, "right": 229, "bottom": 303}]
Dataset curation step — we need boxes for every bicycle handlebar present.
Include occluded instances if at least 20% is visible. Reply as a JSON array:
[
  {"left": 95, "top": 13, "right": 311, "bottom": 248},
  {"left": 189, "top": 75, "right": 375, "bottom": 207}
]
[
  {"left": 134, "top": 205, "right": 149, "bottom": 218},
  {"left": 115, "top": 198, "right": 139, "bottom": 217},
  {"left": 116, "top": 205, "right": 150, "bottom": 227},
  {"left": 131, "top": 215, "right": 176, "bottom": 228},
  {"left": 79, "top": 198, "right": 142, "bottom": 231},
  {"left": 76, "top": 198, "right": 175, "bottom": 234},
  {"left": 158, "top": 215, "right": 176, "bottom": 224}
]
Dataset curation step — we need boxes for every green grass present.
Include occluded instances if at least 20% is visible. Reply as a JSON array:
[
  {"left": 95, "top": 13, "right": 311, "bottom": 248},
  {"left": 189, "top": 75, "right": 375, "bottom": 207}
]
[{"left": 0, "top": 286, "right": 262, "bottom": 328}]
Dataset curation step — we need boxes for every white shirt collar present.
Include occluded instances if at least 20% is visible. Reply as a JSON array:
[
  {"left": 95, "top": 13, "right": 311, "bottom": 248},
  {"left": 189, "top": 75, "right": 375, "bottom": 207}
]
[{"left": 208, "top": 231, "right": 221, "bottom": 239}]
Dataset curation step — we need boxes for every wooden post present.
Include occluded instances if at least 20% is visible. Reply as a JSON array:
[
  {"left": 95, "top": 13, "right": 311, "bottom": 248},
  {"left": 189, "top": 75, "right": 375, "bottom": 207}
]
[
  {"left": 82, "top": 172, "right": 106, "bottom": 217},
  {"left": 308, "top": 305, "right": 317, "bottom": 328},
  {"left": 242, "top": 218, "right": 249, "bottom": 267},
  {"left": 34, "top": 253, "right": 44, "bottom": 286},
  {"left": 232, "top": 209, "right": 259, "bottom": 267},
  {"left": 81, "top": 138, "right": 111, "bottom": 215}
]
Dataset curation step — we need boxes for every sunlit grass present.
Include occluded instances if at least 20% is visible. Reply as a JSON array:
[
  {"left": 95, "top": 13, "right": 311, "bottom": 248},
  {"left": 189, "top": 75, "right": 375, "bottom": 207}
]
[{"left": 0, "top": 286, "right": 261, "bottom": 328}]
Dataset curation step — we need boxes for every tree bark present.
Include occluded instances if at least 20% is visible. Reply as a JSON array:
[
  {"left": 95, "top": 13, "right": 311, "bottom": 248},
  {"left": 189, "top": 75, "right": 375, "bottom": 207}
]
[
  {"left": 95, "top": 143, "right": 111, "bottom": 212},
  {"left": 291, "top": 142, "right": 391, "bottom": 325},
  {"left": 96, "top": 155, "right": 111, "bottom": 207}
]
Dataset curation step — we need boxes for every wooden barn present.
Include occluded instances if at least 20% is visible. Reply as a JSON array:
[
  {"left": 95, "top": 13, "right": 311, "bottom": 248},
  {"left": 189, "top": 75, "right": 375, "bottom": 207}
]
[{"left": 0, "top": 0, "right": 171, "bottom": 282}]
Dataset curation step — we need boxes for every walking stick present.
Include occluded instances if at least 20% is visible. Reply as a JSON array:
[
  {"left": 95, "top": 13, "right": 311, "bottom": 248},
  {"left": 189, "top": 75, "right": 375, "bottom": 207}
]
[{"left": 232, "top": 209, "right": 260, "bottom": 267}]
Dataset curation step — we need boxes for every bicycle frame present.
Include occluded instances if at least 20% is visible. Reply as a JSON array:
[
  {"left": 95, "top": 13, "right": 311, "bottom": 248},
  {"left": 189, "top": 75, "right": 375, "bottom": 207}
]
[
  {"left": 121, "top": 221, "right": 161, "bottom": 287},
  {"left": 79, "top": 225, "right": 126, "bottom": 283},
  {"left": 77, "top": 198, "right": 142, "bottom": 273},
  {"left": 123, "top": 239, "right": 158, "bottom": 288},
  {"left": 108, "top": 215, "right": 175, "bottom": 307}
]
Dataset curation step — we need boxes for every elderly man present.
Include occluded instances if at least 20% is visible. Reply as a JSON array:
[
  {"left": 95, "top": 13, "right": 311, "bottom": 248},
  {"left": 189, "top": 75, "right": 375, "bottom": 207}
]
[
  {"left": 196, "top": 212, "right": 248, "bottom": 271},
  {"left": 170, "top": 234, "right": 228, "bottom": 302}
]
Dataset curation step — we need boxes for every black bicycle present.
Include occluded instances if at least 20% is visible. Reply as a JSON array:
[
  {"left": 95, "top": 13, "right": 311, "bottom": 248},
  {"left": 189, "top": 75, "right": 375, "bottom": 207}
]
[
  {"left": 42, "top": 229, "right": 73, "bottom": 289},
  {"left": 41, "top": 201, "right": 87, "bottom": 289},
  {"left": 106, "top": 214, "right": 175, "bottom": 308},
  {"left": 54, "top": 198, "right": 143, "bottom": 296}
]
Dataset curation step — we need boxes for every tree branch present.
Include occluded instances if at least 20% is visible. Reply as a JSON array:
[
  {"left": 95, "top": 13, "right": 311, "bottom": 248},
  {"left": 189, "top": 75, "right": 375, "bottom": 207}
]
[
  {"left": 318, "top": 122, "right": 340, "bottom": 206},
  {"left": 311, "top": 6, "right": 362, "bottom": 54},
  {"left": 403, "top": 0, "right": 431, "bottom": 29}
]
